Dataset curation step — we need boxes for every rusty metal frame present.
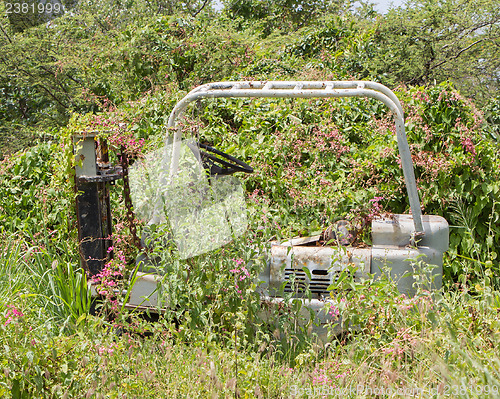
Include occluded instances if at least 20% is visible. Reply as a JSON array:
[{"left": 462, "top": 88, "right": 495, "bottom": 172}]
[{"left": 162, "top": 81, "right": 424, "bottom": 234}]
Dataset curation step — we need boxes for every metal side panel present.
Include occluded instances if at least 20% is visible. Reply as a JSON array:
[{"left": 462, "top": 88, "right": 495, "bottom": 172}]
[
  {"left": 371, "top": 213, "right": 448, "bottom": 296},
  {"left": 372, "top": 214, "right": 449, "bottom": 251},
  {"left": 73, "top": 133, "right": 98, "bottom": 177},
  {"left": 371, "top": 246, "right": 443, "bottom": 296},
  {"left": 128, "top": 272, "right": 160, "bottom": 308}
]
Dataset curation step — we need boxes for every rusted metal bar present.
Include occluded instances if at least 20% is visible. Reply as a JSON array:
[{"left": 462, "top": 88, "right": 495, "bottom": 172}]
[{"left": 120, "top": 148, "right": 141, "bottom": 250}]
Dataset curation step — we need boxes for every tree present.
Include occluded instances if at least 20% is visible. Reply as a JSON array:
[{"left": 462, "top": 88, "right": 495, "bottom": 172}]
[
  {"left": 0, "top": 0, "right": 231, "bottom": 154},
  {"left": 365, "top": 0, "right": 500, "bottom": 103}
]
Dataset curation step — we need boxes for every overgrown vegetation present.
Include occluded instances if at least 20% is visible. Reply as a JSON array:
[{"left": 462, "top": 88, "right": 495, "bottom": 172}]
[{"left": 1, "top": 0, "right": 499, "bottom": 397}]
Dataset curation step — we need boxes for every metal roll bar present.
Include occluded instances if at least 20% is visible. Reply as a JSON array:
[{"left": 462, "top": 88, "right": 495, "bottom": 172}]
[{"left": 162, "top": 81, "right": 424, "bottom": 234}]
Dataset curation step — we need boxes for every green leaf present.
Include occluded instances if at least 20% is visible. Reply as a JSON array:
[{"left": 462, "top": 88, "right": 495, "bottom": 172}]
[
  {"left": 11, "top": 379, "right": 21, "bottom": 399},
  {"left": 76, "top": 313, "right": 87, "bottom": 325},
  {"left": 302, "top": 267, "right": 312, "bottom": 281}
]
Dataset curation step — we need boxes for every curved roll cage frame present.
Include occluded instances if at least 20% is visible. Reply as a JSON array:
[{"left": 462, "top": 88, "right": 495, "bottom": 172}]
[{"left": 163, "top": 81, "right": 424, "bottom": 235}]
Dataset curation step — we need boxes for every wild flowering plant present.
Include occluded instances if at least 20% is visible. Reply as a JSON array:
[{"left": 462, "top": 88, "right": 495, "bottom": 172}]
[
  {"left": 91, "top": 247, "right": 127, "bottom": 315},
  {"left": 65, "top": 110, "right": 146, "bottom": 161},
  {"left": 3, "top": 305, "right": 24, "bottom": 326},
  {"left": 368, "top": 196, "right": 383, "bottom": 219},
  {"left": 230, "top": 257, "right": 251, "bottom": 295},
  {"left": 309, "top": 361, "right": 351, "bottom": 390}
]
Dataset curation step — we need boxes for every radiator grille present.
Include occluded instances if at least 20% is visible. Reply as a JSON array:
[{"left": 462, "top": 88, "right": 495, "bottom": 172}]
[{"left": 284, "top": 267, "right": 344, "bottom": 295}]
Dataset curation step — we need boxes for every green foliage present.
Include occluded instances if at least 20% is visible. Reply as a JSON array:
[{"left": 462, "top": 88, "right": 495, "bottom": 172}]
[
  {"left": 0, "top": 1, "right": 254, "bottom": 155},
  {"left": 164, "top": 82, "right": 499, "bottom": 289},
  {"left": 0, "top": 140, "right": 74, "bottom": 239},
  {"left": 27, "top": 241, "right": 92, "bottom": 328},
  {"left": 125, "top": 15, "right": 253, "bottom": 90},
  {"left": 2, "top": 0, "right": 499, "bottom": 155},
  {"left": 483, "top": 95, "right": 500, "bottom": 141},
  {"left": 284, "top": 17, "right": 355, "bottom": 58},
  {"left": 223, "top": 0, "right": 353, "bottom": 36},
  {"left": 325, "top": 263, "right": 500, "bottom": 395},
  {"left": 0, "top": 239, "right": 27, "bottom": 304},
  {"left": 1, "top": 240, "right": 500, "bottom": 397},
  {"left": 197, "top": 97, "right": 377, "bottom": 234},
  {"left": 143, "top": 229, "right": 267, "bottom": 341}
]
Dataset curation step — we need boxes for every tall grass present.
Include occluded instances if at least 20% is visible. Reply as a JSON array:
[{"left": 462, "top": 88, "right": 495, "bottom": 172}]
[
  {"left": 28, "top": 239, "right": 92, "bottom": 331},
  {"left": 2, "top": 234, "right": 500, "bottom": 397},
  {"left": 0, "top": 238, "right": 28, "bottom": 306},
  {"left": 0, "top": 235, "right": 91, "bottom": 333}
]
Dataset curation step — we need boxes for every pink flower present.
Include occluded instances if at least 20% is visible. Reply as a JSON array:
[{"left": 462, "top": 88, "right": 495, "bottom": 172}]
[
  {"left": 4, "top": 305, "right": 24, "bottom": 326},
  {"left": 461, "top": 136, "right": 476, "bottom": 157},
  {"left": 329, "top": 305, "right": 339, "bottom": 317}
]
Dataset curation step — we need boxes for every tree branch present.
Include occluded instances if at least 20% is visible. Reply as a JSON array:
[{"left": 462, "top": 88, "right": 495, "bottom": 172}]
[
  {"left": 433, "top": 39, "right": 485, "bottom": 70},
  {"left": 410, "top": 38, "right": 486, "bottom": 85},
  {"left": 192, "top": 0, "right": 210, "bottom": 17},
  {"left": 0, "top": 23, "right": 13, "bottom": 44},
  {"left": 15, "top": 66, "right": 69, "bottom": 109}
]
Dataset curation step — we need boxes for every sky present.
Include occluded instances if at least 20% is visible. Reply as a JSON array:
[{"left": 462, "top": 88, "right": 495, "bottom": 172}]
[{"left": 374, "top": 0, "right": 404, "bottom": 13}]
